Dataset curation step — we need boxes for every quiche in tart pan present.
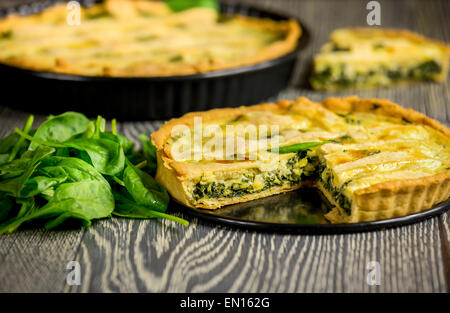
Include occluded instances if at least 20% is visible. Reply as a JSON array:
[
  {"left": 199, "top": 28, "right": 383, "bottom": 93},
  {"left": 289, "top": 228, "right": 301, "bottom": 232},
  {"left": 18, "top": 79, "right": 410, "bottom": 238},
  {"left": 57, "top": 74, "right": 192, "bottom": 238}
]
[
  {"left": 151, "top": 96, "right": 450, "bottom": 223},
  {"left": 310, "top": 28, "right": 450, "bottom": 90},
  {"left": 0, "top": 0, "right": 306, "bottom": 120},
  {"left": 0, "top": 0, "right": 301, "bottom": 77}
]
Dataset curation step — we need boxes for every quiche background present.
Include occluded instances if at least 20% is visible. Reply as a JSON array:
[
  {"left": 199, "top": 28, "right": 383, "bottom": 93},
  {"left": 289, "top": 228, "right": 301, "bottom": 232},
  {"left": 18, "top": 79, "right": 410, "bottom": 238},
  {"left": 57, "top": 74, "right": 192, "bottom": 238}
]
[{"left": 0, "top": 0, "right": 301, "bottom": 76}]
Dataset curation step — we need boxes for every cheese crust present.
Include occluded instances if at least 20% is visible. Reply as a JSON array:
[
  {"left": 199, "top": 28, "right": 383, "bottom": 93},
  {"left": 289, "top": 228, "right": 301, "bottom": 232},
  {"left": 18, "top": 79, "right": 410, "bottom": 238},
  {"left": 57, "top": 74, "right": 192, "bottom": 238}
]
[
  {"left": 310, "top": 28, "right": 450, "bottom": 90},
  {"left": 0, "top": 0, "right": 301, "bottom": 77},
  {"left": 151, "top": 96, "right": 450, "bottom": 223}
]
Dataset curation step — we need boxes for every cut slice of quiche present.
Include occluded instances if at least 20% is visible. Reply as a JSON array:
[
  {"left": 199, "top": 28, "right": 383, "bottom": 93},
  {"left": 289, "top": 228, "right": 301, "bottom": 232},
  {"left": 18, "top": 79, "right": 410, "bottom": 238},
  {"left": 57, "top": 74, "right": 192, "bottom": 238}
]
[
  {"left": 310, "top": 28, "right": 450, "bottom": 90},
  {"left": 151, "top": 96, "right": 450, "bottom": 223}
]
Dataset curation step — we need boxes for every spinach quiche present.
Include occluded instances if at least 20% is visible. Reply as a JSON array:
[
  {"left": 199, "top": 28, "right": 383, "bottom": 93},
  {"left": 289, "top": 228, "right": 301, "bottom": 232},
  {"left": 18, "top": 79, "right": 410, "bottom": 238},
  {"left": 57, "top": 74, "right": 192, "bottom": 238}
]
[
  {"left": 0, "top": 0, "right": 301, "bottom": 77},
  {"left": 310, "top": 28, "right": 450, "bottom": 90},
  {"left": 151, "top": 96, "right": 450, "bottom": 223}
]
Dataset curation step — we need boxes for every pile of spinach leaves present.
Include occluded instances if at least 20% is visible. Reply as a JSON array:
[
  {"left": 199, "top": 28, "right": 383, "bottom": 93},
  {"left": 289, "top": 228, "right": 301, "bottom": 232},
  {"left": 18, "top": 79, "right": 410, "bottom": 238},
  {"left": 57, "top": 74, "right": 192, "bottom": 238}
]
[{"left": 0, "top": 112, "right": 188, "bottom": 234}]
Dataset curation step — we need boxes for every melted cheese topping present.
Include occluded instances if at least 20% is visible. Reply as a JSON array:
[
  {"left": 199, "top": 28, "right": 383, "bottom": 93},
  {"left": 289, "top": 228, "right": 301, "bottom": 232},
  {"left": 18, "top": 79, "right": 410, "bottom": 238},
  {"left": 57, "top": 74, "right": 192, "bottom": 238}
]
[
  {"left": 0, "top": 0, "right": 299, "bottom": 76},
  {"left": 168, "top": 104, "right": 450, "bottom": 203},
  {"left": 318, "top": 29, "right": 444, "bottom": 68},
  {"left": 321, "top": 114, "right": 450, "bottom": 195}
]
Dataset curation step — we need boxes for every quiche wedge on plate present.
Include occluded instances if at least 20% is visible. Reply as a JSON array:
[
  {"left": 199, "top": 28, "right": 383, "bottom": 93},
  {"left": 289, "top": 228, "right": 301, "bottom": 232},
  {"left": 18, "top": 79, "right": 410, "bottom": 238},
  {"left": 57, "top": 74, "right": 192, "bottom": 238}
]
[
  {"left": 310, "top": 28, "right": 450, "bottom": 90},
  {"left": 151, "top": 96, "right": 450, "bottom": 223}
]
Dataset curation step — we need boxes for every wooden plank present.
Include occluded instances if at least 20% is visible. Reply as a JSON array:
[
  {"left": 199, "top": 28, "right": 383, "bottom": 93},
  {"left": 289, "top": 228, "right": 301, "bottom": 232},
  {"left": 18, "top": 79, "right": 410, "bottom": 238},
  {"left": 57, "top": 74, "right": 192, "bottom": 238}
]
[
  {"left": 0, "top": 228, "right": 85, "bottom": 292},
  {"left": 65, "top": 214, "right": 446, "bottom": 292},
  {"left": 438, "top": 212, "right": 450, "bottom": 291},
  {"left": 0, "top": 0, "right": 448, "bottom": 293}
]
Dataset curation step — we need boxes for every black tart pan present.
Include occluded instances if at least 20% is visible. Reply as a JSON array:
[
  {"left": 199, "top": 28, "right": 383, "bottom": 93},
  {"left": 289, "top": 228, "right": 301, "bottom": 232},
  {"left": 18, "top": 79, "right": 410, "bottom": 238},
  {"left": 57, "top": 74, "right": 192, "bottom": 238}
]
[
  {"left": 0, "top": 0, "right": 309, "bottom": 120},
  {"left": 174, "top": 188, "right": 450, "bottom": 234}
]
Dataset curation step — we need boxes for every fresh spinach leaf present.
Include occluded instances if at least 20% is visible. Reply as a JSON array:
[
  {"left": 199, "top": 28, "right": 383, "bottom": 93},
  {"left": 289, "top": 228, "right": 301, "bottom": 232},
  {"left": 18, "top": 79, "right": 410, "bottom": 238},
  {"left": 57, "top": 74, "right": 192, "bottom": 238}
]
[
  {"left": 64, "top": 137, "right": 126, "bottom": 176},
  {"left": 0, "top": 133, "right": 20, "bottom": 155},
  {"left": 112, "top": 186, "right": 188, "bottom": 226},
  {"left": 16, "top": 129, "right": 126, "bottom": 177},
  {"left": 29, "top": 112, "right": 90, "bottom": 150},
  {"left": 0, "top": 133, "right": 24, "bottom": 164},
  {"left": 0, "top": 158, "right": 32, "bottom": 178},
  {"left": 122, "top": 163, "right": 169, "bottom": 212},
  {"left": 21, "top": 156, "right": 110, "bottom": 198},
  {"left": 37, "top": 156, "right": 108, "bottom": 186},
  {"left": 268, "top": 141, "right": 329, "bottom": 154},
  {"left": 0, "top": 192, "right": 13, "bottom": 222},
  {"left": 9, "top": 115, "right": 34, "bottom": 161},
  {"left": 0, "top": 154, "right": 8, "bottom": 164},
  {"left": 0, "top": 146, "right": 55, "bottom": 197},
  {"left": 0, "top": 180, "right": 114, "bottom": 234},
  {"left": 117, "top": 133, "right": 135, "bottom": 156},
  {"left": 15, "top": 197, "right": 36, "bottom": 219},
  {"left": 0, "top": 116, "right": 35, "bottom": 164},
  {"left": 139, "top": 133, "right": 157, "bottom": 174},
  {"left": 20, "top": 175, "right": 67, "bottom": 198},
  {"left": 0, "top": 112, "right": 188, "bottom": 233},
  {"left": 166, "top": 0, "right": 218, "bottom": 12}
]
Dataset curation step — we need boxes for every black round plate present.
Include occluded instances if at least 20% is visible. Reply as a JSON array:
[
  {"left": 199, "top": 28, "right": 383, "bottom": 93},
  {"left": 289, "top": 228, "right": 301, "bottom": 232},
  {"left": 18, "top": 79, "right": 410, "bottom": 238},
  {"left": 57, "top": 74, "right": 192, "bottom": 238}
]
[{"left": 175, "top": 188, "right": 450, "bottom": 234}]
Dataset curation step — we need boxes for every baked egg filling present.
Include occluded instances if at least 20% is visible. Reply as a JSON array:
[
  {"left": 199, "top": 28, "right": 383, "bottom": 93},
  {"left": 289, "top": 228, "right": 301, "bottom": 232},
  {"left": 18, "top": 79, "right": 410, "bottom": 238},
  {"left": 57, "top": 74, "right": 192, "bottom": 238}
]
[
  {"left": 192, "top": 150, "right": 321, "bottom": 203},
  {"left": 162, "top": 99, "right": 450, "bottom": 218}
]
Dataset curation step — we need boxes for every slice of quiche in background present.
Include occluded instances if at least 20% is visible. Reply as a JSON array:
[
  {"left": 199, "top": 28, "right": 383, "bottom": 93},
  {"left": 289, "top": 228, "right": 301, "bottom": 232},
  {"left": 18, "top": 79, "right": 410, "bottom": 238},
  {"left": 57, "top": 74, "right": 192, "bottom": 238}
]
[{"left": 310, "top": 28, "right": 450, "bottom": 90}]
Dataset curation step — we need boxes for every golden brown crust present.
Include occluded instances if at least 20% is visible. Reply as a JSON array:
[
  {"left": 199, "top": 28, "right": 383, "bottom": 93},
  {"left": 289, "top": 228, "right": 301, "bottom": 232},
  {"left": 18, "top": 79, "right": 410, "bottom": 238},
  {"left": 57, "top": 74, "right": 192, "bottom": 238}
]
[
  {"left": 321, "top": 96, "right": 450, "bottom": 222},
  {"left": 321, "top": 96, "right": 450, "bottom": 137},
  {"left": 155, "top": 150, "right": 193, "bottom": 207},
  {"left": 99, "top": 17, "right": 301, "bottom": 77},
  {"left": 325, "top": 175, "right": 450, "bottom": 223},
  {"left": 344, "top": 28, "right": 450, "bottom": 55},
  {"left": 151, "top": 96, "right": 450, "bottom": 222},
  {"left": 151, "top": 101, "right": 283, "bottom": 180},
  {"left": 152, "top": 102, "right": 279, "bottom": 150}
]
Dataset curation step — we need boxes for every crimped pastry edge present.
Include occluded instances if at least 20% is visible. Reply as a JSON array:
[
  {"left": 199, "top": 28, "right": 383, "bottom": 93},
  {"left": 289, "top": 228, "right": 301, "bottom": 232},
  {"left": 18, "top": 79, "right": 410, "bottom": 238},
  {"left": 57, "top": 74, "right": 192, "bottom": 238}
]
[
  {"left": 323, "top": 96, "right": 450, "bottom": 222},
  {"left": 152, "top": 96, "right": 450, "bottom": 222},
  {"left": 323, "top": 174, "right": 450, "bottom": 223}
]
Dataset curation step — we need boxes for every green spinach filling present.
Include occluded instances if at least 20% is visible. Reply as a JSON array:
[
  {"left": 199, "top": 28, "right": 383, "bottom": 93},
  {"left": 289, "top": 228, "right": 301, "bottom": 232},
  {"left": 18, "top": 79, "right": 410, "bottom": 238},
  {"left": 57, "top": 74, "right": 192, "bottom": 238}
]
[
  {"left": 330, "top": 43, "right": 351, "bottom": 52},
  {"left": 192, "top": 148, "right": 354, "bottom": 217},
  {"left": 192, "top": 151, "right": 353, "bottom": 216},
  {"left": 0, "top": 30, "right": 12, "bottom": 40},
  {"left": 193, "top": 150, "right": 319, "bottom": 201},
  {"left": 320, "top": 167, "right": 352, "bottom": 215},
  {"left": 311, "top": 60, "right": 442, "bottom": 88}
]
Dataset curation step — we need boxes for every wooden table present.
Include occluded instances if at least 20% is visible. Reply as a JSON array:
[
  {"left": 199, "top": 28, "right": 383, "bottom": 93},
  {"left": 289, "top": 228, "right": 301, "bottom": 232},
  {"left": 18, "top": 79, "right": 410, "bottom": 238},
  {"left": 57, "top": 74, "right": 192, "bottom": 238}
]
[{"left": 0, "top": 0, "right": 449, "bottom": 293}]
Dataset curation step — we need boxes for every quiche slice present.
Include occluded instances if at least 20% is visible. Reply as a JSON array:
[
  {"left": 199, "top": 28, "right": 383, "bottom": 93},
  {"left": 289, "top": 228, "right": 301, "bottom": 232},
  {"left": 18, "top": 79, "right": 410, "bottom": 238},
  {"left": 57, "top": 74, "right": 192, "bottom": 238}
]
[
  {"left": 310, "top": 28, "right": 450, "bottom": 90},
  {"left": 151, "top": 96, "right": 450, "bottom": 223}
]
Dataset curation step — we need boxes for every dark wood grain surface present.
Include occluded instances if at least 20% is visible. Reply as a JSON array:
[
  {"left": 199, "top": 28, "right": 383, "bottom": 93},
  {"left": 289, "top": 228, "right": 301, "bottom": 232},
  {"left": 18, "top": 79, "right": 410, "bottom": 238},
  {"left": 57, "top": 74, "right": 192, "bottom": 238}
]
[{"left": 0, "top": 0, "right": 449, "bottom": 293}]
